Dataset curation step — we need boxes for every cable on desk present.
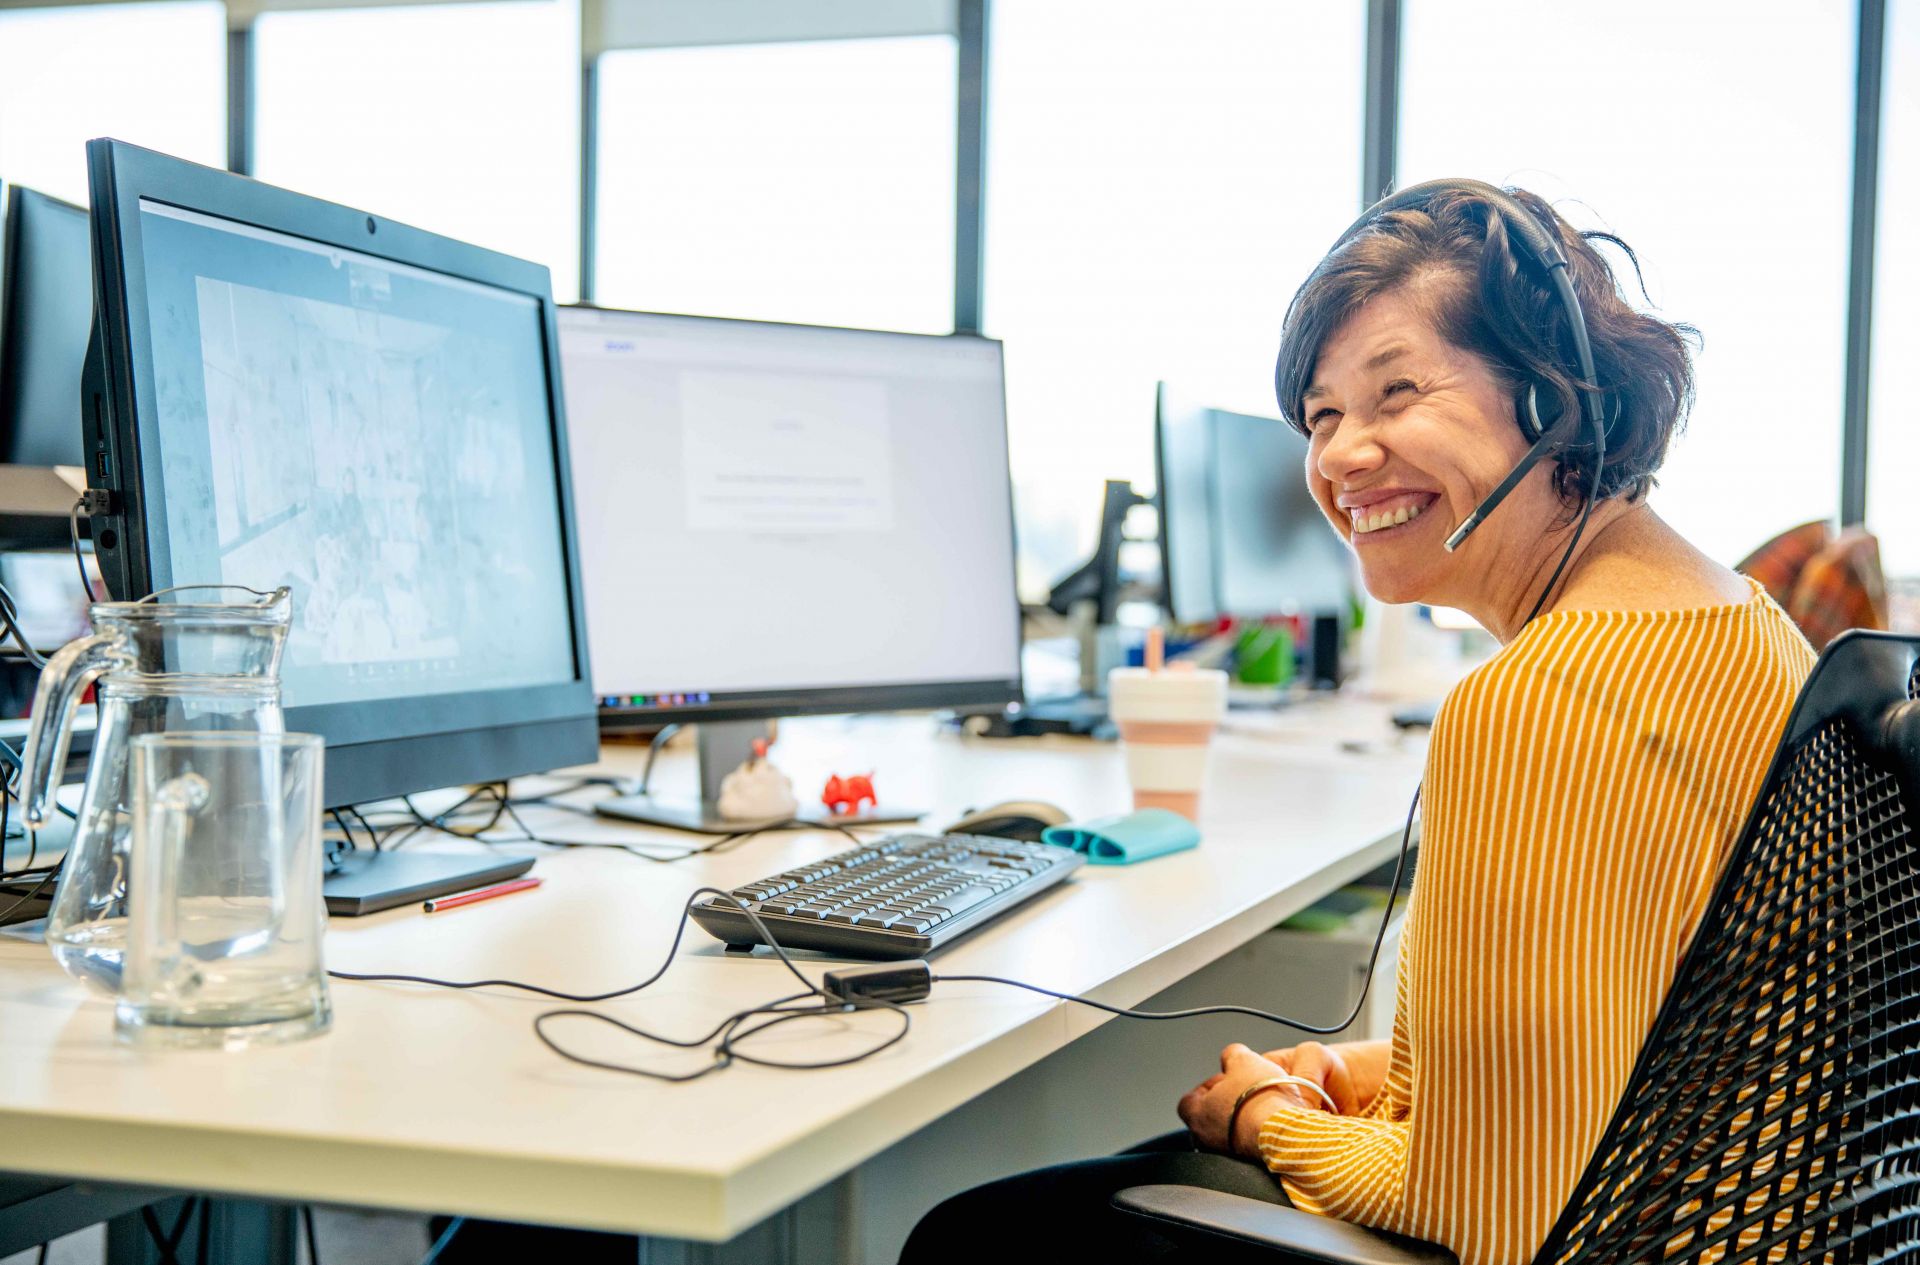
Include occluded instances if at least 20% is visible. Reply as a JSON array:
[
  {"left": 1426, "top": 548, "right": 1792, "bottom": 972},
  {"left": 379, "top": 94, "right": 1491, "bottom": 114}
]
[
  {"left": 331, "top": 888, "right": 911, "bottom": 1083},
  {"left": 476, "top": 797, "right": 870, "bottom": 865},
  {"left": 934, "top": 783, "right": 1421, "bottom": 1038}
]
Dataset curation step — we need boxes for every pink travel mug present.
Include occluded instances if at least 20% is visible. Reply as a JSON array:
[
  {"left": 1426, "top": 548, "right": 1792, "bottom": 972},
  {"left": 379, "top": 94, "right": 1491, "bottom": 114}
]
[{"left": 1106, "top": 663, "right": 1228, "bottom": 821}]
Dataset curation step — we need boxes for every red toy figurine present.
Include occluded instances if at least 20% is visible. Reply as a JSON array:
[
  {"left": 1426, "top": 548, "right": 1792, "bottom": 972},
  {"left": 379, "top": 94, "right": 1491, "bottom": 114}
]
[{"left": 821, "top": 773, "right": 878, "bottom": 817}]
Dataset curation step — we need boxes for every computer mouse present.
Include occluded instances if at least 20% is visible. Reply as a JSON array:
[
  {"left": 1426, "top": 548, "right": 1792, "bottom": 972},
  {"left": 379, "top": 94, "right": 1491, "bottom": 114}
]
[{"left": 946, "top": 800, "right": 1072, "bottom": 843}]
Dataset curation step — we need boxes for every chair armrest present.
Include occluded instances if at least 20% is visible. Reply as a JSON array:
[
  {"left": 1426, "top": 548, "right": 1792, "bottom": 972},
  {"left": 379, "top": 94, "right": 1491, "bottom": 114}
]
[{"left": 1112, "top": 1185, "right": 1458, "bottom": 1265}]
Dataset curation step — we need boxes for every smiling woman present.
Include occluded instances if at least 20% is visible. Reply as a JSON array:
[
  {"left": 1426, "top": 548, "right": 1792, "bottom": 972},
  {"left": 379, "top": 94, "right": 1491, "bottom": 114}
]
[
  {"left": 1276, "top": 186, "right": 1708, "bottom": 636},
  {"left": 899, "top": 185, "right": 1817, "bottom": 1265}
]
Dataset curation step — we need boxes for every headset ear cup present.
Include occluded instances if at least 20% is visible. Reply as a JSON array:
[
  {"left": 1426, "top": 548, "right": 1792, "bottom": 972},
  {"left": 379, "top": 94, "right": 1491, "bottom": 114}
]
[{"left": 1515, "top": 381, "right": 1563, "bottom": 442}]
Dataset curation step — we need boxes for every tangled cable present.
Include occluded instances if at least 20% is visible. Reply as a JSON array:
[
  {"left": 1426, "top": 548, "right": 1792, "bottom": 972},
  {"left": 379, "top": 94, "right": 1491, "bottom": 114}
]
[{"left": 329, "top": 888, "right": 910, "bottom": 1083}]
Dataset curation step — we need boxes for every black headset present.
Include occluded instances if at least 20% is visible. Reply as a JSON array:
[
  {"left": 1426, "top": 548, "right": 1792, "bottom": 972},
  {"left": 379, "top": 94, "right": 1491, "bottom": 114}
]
[{"left": 1314, "top": 179, "right": 1609, "bottom": 565}]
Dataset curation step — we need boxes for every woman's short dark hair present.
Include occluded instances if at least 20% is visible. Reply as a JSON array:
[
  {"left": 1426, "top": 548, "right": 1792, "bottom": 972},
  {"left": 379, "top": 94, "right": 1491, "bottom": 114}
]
[{"left": 1273, "top": 186, "right": 1697, "bottom": 504}]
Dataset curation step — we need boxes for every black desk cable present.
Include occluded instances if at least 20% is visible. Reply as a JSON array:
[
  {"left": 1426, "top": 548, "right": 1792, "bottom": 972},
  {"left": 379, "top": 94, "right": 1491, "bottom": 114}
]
[
  {"left": 0, "top": 737, "right": 78, "bottom": 924},
  {"left": 330, "top": 888, "right": 912, "bottom": 1083},
  {"left": 934, "top": 784, "right": 1419, "bottom": 1036},
  {"left": 334, "top": 783, "right": 1417, "bottom": 1087}
]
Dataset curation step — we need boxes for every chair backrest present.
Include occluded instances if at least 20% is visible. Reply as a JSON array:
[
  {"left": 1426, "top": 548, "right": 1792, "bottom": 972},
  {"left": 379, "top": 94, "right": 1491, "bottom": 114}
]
[{"left": 1537, "top": 631, "right": 1920, "bottom": 1265}]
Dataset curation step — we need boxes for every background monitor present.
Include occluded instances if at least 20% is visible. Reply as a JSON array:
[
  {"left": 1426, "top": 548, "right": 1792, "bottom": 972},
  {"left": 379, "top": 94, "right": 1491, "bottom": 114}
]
[
  {"left": 1155, "top": 382, "right": 1352, "bottom": 624},
  {"left": 1154, "top": 382, "right": 1219, "bottom": 625},
  {"left": 0, "top": 184, "right": 91, "bottom": 468},
  {"left": 82, "top": 140, "right": 598, "bottom": 843},
  {"left": 556, "top": 304, "right": 1022, "bottom": 831}
]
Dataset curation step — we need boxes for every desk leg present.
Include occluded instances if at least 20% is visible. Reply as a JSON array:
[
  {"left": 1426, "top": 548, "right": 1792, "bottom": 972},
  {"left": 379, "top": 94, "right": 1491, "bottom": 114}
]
[
  {"left": 636, "top": 1180, "right": 848, "bottom": 1264},
  {"left": 105, "top": 1196, "right": 296, "bottom": 1265}
]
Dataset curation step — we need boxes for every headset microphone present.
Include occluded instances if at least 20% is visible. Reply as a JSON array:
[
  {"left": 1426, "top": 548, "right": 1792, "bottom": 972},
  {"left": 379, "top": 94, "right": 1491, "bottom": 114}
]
[{"left": 1442, "top": 384, "right": 1588, "bottom": 553}]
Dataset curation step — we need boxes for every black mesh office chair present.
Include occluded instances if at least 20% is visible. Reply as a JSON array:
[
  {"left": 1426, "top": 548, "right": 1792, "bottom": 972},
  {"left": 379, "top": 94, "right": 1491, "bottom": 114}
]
[{"left": 1115, "top": 630, "right": 1920, "bottom": 1265}]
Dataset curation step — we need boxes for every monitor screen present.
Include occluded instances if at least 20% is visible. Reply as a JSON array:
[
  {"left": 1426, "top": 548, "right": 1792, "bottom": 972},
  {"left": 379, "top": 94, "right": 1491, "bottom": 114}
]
[
  {"left": 0, "top": 185, "right": 91, "bottom": 467},
  {"left": 85, "top": 139, "right": 594, "bottom": 814},
  {"left": 557, "top": 306, "right": 1021, "bottom": 721},
  {"left": 1208, "top": 407, "right": 1351, "bottom": 618},
  {"left": 132, "top": 201, "right": 577, "bottom": 711},
  {"left": 1156, "top": 383, "right": 1352, "bottom": 623}
]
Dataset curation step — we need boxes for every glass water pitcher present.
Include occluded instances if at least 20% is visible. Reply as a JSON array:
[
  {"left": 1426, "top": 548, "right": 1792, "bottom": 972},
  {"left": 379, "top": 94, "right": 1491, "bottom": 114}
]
[{"left": 20, "top": 585, "right": 292, "bottom": 995}]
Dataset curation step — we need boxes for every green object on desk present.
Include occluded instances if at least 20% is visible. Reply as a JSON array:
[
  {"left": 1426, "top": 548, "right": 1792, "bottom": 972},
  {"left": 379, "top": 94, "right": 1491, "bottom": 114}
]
[
  {"left": 1043, "top": 808, "right": 1201, "bottom": 865},
  {"left": 1235, "top": 624, "right": 1294, "bottom": 686}
]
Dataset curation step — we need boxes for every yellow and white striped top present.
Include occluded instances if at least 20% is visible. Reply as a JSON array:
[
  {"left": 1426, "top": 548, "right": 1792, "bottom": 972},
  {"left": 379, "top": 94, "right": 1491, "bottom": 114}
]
[{"left": 1258, "top": 575, "right": 1815, "bottom": 1265}]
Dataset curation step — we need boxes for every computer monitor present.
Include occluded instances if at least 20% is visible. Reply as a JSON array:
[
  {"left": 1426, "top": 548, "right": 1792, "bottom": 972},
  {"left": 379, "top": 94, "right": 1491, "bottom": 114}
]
[
  {"left": 1154, "top": 383, "right": 1218, "bottom": 625},
  {"left": 556, "top": 304, "right": 1022, "bottom": 832},
  {"left": 0, "top": 183, "right": 91, "bottom": 467},
  {"left": 1154, "top": 382, "right": 1352, "bottom": 624},
  {"left": 82, "top": 139, "right": 598, "bottom": 908}
]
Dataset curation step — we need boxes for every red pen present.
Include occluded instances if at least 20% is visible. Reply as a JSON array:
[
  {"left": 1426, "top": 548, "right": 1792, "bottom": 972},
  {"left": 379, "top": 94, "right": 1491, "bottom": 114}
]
[{"left": 423, "top": 876, "right": 542, "bottom": 913}]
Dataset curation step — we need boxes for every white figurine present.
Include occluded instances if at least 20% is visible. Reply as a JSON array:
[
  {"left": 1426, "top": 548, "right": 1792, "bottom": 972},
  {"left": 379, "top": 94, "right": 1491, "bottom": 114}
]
[{"left": 716, "top": 738, "right": 799, "bottom": 821}]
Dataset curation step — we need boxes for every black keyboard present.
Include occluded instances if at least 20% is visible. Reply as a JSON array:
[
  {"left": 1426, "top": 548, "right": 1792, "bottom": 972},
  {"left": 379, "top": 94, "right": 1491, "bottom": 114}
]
[{"left": 692, "top": 832, "right": 1084, "bottom": 959}]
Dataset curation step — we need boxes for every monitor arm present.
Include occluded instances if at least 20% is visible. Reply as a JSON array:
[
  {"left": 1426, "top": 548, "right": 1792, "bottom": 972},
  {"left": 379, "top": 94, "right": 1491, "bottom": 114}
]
[{"left": 1046, "top": 479, "right": 1151, "bottom": 626}]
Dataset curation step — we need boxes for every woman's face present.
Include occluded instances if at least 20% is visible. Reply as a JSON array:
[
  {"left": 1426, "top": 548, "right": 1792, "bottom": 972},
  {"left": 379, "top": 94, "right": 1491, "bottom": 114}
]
[{"left": 1301, "top": 289, "right": 1549, "bottom": 610}]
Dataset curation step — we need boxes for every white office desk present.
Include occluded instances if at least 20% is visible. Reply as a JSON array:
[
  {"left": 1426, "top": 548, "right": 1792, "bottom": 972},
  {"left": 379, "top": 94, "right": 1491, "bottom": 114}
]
[{"left": 0, "top": 702, "right": 1425, "bottom": 1246}]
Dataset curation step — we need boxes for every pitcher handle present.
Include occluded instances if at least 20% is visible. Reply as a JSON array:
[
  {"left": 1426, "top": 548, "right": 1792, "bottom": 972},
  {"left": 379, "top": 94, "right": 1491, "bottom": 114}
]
[{"left": 20, "top": 631, "right": 126, "bottom": 828}]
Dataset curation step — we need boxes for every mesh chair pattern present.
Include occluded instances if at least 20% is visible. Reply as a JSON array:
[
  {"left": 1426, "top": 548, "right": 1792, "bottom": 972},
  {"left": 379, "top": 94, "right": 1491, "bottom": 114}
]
[{"left": 1117, "top": 631, "right": 1920, "bottom": 1265}]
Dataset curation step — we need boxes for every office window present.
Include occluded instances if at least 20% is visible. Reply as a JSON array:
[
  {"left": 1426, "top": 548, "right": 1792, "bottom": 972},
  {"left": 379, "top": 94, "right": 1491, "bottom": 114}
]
[
  {"left": 593, "top": 37, "right": 957, "bottom": 333},
  {"left": 1871, "top": 1, "right": 1919, "bottom": 596},
  {"left": 984, "top": 1, "right": 1365, "bottom": 599},
  {"left": 254, "top": 0, "right": 581, "bottom": 301},
  {"left": 0, "top": 1, "right": 225, "bottom": 205},
  {"left": 1400, "top": 0, "right": 1855, "bottom": 569}
]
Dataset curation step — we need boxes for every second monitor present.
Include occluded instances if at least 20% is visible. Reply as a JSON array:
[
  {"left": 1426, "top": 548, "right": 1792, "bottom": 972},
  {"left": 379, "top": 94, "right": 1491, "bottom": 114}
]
[
  {"left": 1155, "top": 381, "right": 1352, "bottom": 628},
  {"left": 557, "top": 305, "right": 1022, "bottom": 831}
]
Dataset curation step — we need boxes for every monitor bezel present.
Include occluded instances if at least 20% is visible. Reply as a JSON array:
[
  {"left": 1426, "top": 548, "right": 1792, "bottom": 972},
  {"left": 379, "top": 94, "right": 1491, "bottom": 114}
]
[
  {"left": 84, "top": 138, "right": 598, "bottom": 804},
  {"left": 0, "top": 184, "right": 91, "bottom": 467},
  {"left": 1154, "top": 380, "right": 1221, "bottom": 627},
  {"left": 558, "top": 302, "right": 1025, "bottom": 730}
]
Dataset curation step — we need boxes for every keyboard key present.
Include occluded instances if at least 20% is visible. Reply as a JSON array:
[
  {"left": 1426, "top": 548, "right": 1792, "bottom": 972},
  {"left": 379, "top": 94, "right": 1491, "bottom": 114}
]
[
  {"left": 894, "top": 917, "right": 934, "bottom": 933},
  {"left": 939, "top": 883, "right": 1000, "bottom": 916},
  {"left": 852, "top": 913, "right": 899, "bottom": 928}
]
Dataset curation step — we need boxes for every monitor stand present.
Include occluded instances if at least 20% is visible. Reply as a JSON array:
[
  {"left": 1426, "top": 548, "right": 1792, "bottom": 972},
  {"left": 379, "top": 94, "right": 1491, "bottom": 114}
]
[
  {"left": 593, "top": 719, "right": 924, "bottom": 836},
  {"left": 323, "top": 851, "right": 534, "bottom": 917}
]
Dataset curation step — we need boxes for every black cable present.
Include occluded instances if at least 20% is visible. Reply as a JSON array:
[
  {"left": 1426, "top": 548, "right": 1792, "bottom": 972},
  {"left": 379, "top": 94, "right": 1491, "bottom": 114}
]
[
  {"left": 69, "top": 496, "right": 94, "bottom": 605},
  {"left": 331, "top": 888, "right": 912, "bottom": 1082},
  {"left": 334, "top": 887, "right": 777, "bottom": 1001},
  {"left": 347, "top": 805, "right": 385, "bottom": 851},
  {"left": 637, "top": 723, "right": 681, "bottom": 795},
  {"left": 402, "top": 783, "right": 510, "bottom": 840},
  {"left": 420, "top": 1216, "right": 465, "bottom": 1265},
  {"left": 35, "top": 1241, "right": 47, "bottom": 1265},
  {"left": 1522, "top": 416, "right": 1608, "bottom": 627},
  {"left": 474, "top": 798, "right": 866, "bottom": 865},
  {"left": 937, "top": 783, "right": 1421, "bottom": 1037},
  {"left": 0, "top": 580, "right": 46, "bottom": 667},
  {"left": 301, "top": 1204, "right": 322, "bottom": 1265},
  {"left": 0, "top": 867, "right": 58, "bottom": 925}
]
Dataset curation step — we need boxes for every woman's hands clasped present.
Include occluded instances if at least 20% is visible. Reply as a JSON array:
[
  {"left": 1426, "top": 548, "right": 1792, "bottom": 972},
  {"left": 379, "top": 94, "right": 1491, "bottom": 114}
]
[{"left": 1176, "top": 1041, "right": 1359, "bottom": 1159}]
